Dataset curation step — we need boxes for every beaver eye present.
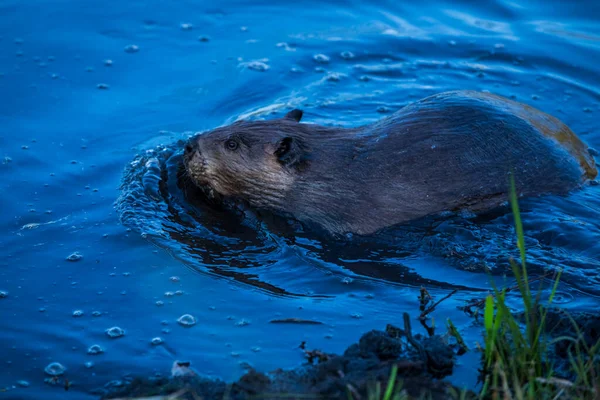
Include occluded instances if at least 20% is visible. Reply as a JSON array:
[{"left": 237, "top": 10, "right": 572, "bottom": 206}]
[{"left": 224, "top": 139, "right": 239, "bottom": 151}]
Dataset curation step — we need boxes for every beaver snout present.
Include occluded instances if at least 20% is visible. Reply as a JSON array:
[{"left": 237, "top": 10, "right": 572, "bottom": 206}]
[
  {"left": 183, "top": 138, "right": 210, "bottom": 186},
  {"left": 184, "top": 140, "right": 198, "bottom": 157}
]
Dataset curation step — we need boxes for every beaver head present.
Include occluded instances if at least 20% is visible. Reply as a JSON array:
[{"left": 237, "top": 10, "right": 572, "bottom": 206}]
[{"left": 183, "top": 109, "right": 308, "bottom": 210}]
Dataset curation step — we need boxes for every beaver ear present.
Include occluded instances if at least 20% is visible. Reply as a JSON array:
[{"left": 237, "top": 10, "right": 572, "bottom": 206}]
[
  {"left": 274, "top": 137, "right": 304, "bottom": 167},
  {"left": 284, "top": 109, "right": 303, "bottom": 122}
]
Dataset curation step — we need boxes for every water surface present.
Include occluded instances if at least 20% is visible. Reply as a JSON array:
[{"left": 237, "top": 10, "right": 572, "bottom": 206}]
[{"left": 1, "top": 0, "right": 600, "bottom": 398}]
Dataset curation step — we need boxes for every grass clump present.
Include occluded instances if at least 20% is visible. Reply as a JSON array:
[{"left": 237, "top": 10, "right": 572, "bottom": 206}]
[
  {"left": 478, "top": 176, "right": 600, "bottom": 399},
  {"left": 366, "top": 176, "right": 599, "bottom": 400}
]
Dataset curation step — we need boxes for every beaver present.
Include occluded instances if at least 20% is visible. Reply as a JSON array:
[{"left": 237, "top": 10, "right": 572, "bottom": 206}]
[{"left": 183, "top": 91, "right": 597, "bottom": 235}]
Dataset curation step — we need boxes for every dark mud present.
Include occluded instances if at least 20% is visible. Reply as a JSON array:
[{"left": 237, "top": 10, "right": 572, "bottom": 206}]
[
  {"left": 546, "top": 310, "right": 600, "bottom": 379},
  {"left": 95, "top": 308, "right": 600, "bottom": 400},
  {"left": 99, "top": 317, "right": 467, "bottom": 399}
]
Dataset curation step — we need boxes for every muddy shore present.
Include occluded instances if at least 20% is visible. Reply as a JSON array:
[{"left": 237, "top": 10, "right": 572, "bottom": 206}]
[{"left": 99, "top": 315, "right": 467, "bottom": 399}]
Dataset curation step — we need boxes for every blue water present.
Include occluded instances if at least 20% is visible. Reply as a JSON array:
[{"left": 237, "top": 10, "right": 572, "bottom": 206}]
[{"left": 2, "top": 0, "right": 600, "bottom": 398}]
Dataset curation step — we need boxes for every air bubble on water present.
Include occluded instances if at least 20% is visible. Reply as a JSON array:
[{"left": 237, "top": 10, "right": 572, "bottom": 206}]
[
  {"left": 245, "top": 61, "right": 270, "bottom": 72},
  {"left": 156, "top": 300, "right": 164, "bottom": 307},
  {"left": 0, "top": 291, "right": 7, "bottom": 298},
  {"left": 251, "top": 347, "right": 261, "bottom": 352},
  {"left": 106, "top": 326, "right": 125, "bottom": 338},
  {"left": 17, "top": 380, "right": 29, "bottom": 387},
  {"left": 105, "top": 380, "right": 126, "bottom": 388},
  {"left": 239, "top": 361, "right": 253, "bottom": 370},
  {"left": 44, "top": 362, "right": 66, "bottom": 376},
  {"left": 377, "top": 106, "right": 390, "bottom": 113},
  {"left": 230, "top": 352, "right": 240, "bottom": 357},
  {"left": 92, "top": 311, "right": 102, "bottom": 317},
  {"left": 448, "top": 40, "right": 457, "bottom": 46},
  {"left": 180, "top": 23, "right": 193, "bottom": 30},
  {"left": 104, "top": 59, "right": 113, "bottom": 66},
  {"left": 341, "top": 277, "right": 353, "bottom": 284},
  {"left": 313, "top": 54, "right": 329, "bottom": 64},
  {"left": 85, "top": 361, "right": 94, "bottom": 369},
  {"left": 314, "top": 67, "right": 325, "bottom": 73},
  {"left": 151, "top": 337, "right": 163, "bottom": 345},
  {"left": 340, "top": 51, "right": 355, "bottom": 59},
  {"left": 66, "top": 252, "right": 83, "bottom": 262},
  {"left": 124, "top": 45, "right": 139, "bottom": 53},
  {"left": 164, "top": 291, "right": 174, "bottom": 297},
  {"left": 169, "top": 276, "right": 180, "bottom": 283},
  {"left": 177, "top": 314, "right": 196, "bottom": 327},
  {"left": 240, "top": 26, "right": 248, "bottom": 32},
  {"left": 326, "top": 72, "right": 345, "bottom": 82},
  {"left": 351, "top": 313, "right": 362, "bottom": 319},
  {"left": 72, "top": 310, "right": 84, "bottom": 317},
  {"left": 236, "top": 319, "right": 250, "bottom": 327},
  {"left": 276, "top": 42, "right": 295, "bottom": 51},
  {"left": 87, "top": 344, "right": 104, "bottom": 355},
  {"left": 97, "top": 83, "right": 109, "bottom": 90}
]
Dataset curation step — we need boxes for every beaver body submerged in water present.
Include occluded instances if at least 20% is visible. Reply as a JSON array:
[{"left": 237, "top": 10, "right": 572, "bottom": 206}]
[{"left": 184, "top": 91, "right": 597, "bottom": 235}]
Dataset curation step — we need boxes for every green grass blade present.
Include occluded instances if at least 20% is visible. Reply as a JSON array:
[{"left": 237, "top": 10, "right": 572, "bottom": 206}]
[
  {"left": 383, "top": 365, "right": 398, "bottom": 400},
  {"left": 509, "top": 174, "right": 527, "bottom": 271}
]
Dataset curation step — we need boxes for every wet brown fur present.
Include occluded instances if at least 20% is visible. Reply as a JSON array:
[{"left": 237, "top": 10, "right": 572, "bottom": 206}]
[{"left": 184, "top": 91, "right": 597, "bottom": 235}]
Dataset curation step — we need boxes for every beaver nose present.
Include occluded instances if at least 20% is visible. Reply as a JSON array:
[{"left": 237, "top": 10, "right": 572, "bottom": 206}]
[{"left": 184, "top": 140, "right": 198, "bottom": 155}]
